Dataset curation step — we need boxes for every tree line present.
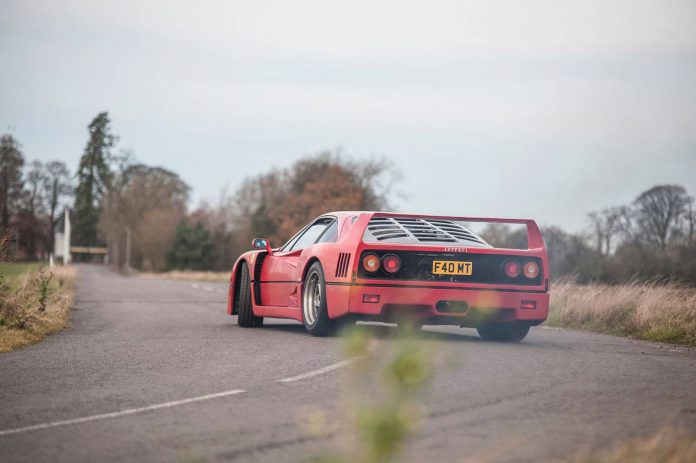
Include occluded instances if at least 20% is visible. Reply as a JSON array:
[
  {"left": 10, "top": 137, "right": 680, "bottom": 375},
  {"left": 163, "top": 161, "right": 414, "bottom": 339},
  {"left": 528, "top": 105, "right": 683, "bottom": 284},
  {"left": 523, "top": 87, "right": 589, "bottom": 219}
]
[
  {"left": 0, "top": 112, "right": 397, "bottom": 272},
  {"left": 481, "top": 185, "right": 696, "bottom": 282},
  {"left": 2, "top": 111, "right": 695, "bottom": 282}
]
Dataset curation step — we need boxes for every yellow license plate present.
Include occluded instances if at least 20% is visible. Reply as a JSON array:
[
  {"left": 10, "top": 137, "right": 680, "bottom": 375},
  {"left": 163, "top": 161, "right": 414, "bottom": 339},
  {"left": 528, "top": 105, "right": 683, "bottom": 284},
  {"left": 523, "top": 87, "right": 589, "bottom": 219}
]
[{"left": 432, "top": 260, "right": 473, "bottom": 276}]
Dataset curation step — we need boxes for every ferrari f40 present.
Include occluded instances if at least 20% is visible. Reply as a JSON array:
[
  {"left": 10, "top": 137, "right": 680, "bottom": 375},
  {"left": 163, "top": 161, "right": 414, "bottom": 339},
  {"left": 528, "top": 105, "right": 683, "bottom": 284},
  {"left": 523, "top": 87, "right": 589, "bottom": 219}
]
[{"left": 228, "top": 212, "right": 549, "bottom": 341}]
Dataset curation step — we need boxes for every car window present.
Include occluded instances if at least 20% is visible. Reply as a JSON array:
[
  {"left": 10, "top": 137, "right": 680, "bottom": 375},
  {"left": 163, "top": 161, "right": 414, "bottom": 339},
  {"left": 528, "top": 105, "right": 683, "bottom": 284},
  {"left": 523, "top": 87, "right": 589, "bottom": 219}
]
[
  {"left": 317, "top": 221, "right": 338, "bottom": 243},
  {"left": 280, "top": 227, "right": 307, "bottom": 252},
  {"left": 289, "top": 220, "right": 331, "bottom": 251}
]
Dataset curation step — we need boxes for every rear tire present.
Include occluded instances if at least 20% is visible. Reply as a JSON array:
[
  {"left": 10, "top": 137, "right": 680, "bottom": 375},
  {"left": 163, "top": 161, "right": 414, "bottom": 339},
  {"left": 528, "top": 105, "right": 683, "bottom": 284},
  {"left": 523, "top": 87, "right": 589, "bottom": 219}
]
[
  {"left": 302, "top": 262, "right": 335, "bottom": 336},
  {"left": 237, "top": 262, "right": 263, "bottom": 328},
  {"left": 477, "top": 322, "right": 530, "bottom": 342}
]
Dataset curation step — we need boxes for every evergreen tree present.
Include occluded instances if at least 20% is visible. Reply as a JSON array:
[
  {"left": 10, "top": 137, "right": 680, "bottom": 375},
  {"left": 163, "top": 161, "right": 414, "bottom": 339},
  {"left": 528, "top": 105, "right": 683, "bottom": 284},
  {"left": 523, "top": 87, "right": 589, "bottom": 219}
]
[
  {"left": 0, "top": 134, "right": 25, "bottom": 227},
  {"left": 73, "top": 112, "right": 115, "bottom": 246},
  {"left": 167, "top": 220, "right": 214, "bottom": 270}
]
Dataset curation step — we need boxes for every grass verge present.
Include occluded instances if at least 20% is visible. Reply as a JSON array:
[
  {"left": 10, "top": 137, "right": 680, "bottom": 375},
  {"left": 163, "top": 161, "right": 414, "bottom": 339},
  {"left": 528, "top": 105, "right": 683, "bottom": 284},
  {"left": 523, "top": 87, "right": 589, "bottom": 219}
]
[
  {"left": 572, "top": 428, "right": 696, "bottom": 463},
  {"left": 137, "top": 270, "right": 230, "bottom": 282},
  {"left": 549, "top": 279, "right": 696, "bottom": 346},
  {"left": 0, "top": 264, "right": 76, "bottom": 353}
]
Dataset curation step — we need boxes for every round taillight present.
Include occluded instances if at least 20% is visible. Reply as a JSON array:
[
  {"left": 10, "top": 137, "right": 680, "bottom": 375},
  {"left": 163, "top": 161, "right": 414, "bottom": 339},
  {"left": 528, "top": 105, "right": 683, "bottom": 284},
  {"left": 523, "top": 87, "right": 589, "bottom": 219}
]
[
  {"left": 523, "top": 261, "right": 540, "bottom": 279},
  {"left": 361, "top": 253, "right": 381, "bottom": 273},
  {"left": 381, "top": 254, "right": 402, "bottom": 274},
  {"left": 504, "top": 259, "right": 521, "bottom": 278}
]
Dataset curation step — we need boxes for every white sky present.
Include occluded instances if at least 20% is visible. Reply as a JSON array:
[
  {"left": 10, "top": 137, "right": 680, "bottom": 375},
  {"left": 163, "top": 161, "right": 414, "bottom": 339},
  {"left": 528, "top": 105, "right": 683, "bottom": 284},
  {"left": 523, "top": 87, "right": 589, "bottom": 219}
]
[{"left": 2, "top": 0, "right": 695, "bottom": 230}]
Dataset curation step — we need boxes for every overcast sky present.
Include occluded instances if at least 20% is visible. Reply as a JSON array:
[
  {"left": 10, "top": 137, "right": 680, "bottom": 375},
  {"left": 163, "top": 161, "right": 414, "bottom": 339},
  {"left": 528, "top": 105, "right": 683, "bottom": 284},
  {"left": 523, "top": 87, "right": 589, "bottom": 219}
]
[{"left": 1, "top": 0, "right": 695, "bottom": 231}]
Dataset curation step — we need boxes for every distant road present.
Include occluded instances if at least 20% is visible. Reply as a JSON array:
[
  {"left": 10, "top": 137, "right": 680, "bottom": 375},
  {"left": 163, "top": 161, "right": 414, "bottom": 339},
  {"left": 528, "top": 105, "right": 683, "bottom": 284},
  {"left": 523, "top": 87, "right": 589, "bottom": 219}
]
[{"left": 1, "top": 265, "right": 695, "bottom": 462}]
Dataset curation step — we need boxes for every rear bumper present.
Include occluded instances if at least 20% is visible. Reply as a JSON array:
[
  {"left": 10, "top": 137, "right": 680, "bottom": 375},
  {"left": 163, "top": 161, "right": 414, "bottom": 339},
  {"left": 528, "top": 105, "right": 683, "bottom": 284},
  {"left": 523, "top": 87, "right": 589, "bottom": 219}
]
[{"left": 334, "top": 282, "right": 548, "bottom": 326}]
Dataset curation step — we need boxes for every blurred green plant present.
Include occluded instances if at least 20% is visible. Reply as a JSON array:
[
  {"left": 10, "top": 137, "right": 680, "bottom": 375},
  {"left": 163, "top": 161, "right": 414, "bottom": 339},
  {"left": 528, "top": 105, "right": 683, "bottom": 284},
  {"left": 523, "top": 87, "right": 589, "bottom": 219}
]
[
  {"left": 34, "top": 269, "right": 54, "bottom": 312},
  {"left": 312, "top": 325, "right": 432, "bottom": 463}
]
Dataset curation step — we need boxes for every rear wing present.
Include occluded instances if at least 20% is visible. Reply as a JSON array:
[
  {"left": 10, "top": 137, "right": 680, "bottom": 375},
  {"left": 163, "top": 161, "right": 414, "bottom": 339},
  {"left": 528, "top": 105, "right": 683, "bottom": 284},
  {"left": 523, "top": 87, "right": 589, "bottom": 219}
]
[{"left": 368, "top": 212, "right": 545, "bottom": 251}]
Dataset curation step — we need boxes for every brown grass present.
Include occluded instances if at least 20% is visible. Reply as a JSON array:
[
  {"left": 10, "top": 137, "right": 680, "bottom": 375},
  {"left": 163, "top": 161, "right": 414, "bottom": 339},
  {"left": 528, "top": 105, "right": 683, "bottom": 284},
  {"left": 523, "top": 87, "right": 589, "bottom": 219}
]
[
  {"left": 0, "top": 265, "right": 76, "bottom": 353},
  {"left": 549, "top": 279, "right": 696, "bottom": 346},
  {"left": 137, "top": 270, "right": 230, "bottom": 282},
  {"left": 572, "top": 429, "right": 696, "bottom": 463}
]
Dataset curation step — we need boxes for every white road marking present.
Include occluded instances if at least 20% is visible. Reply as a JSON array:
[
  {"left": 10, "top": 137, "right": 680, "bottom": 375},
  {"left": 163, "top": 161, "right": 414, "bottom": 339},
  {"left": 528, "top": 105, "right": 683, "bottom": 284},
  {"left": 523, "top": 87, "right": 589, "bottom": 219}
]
[
  {"left": 0, "top": 389, "right": 246, "bottom": 437},
  {"left": 191, "top": 284, "right": 200, "bottom": 289},
  {"left": 278, "top": 359, "right": 355, "bottom": 383},
  {"left": 203, "top": 286, "right": 213, "bottom": 292}
]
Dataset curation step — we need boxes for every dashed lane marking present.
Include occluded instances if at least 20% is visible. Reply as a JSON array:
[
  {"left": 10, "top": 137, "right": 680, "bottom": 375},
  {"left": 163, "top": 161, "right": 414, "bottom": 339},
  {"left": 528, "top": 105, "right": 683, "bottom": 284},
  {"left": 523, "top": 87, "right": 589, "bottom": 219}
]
[
  {"left": 0, "top": 389, "right": 246, "bottom": 437},
  {"left": 278, "top": 359, "right": 355, "bottom": 383}
]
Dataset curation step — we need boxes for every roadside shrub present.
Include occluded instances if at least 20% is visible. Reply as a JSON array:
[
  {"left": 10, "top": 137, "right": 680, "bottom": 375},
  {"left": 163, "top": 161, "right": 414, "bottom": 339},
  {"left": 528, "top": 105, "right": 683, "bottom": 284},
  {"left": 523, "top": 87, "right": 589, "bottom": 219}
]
[
  {"left": 34, "top": 269, "right": 54, "bottom": 312},
  {"left": 0, "top": 265, "right": 75, "bottom": 352}
]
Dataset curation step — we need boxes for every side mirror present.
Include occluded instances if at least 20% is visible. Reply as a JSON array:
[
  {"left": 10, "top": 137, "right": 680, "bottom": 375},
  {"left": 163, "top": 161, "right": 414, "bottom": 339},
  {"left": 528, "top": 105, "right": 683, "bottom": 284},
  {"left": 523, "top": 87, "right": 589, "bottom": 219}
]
[{"left": 251, "top": 238, "right": 273, "bottom": 255}]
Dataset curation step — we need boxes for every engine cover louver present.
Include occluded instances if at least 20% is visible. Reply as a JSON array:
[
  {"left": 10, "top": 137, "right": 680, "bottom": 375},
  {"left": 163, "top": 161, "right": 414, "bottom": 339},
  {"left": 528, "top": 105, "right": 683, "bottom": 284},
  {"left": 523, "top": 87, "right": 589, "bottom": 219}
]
[
  {"left": 335, "top": 253, "right": 351, "bottom": 278},
  {"left": 363, "top": 217, "right": 490, "bottom": 246}
]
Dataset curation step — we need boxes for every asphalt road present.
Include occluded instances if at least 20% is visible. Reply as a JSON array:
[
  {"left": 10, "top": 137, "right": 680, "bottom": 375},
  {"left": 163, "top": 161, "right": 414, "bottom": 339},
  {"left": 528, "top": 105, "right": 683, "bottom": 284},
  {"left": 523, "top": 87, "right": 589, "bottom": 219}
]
[{"left": 1, "top": 264, "right": 695, "bottom": 463}]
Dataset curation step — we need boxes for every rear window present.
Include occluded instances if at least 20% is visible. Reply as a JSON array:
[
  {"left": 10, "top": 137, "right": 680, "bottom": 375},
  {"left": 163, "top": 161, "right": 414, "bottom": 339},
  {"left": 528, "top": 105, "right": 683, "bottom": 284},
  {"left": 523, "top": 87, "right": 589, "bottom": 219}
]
[{"left": 464, "top": 222, "right": 528, "bottom": 249}]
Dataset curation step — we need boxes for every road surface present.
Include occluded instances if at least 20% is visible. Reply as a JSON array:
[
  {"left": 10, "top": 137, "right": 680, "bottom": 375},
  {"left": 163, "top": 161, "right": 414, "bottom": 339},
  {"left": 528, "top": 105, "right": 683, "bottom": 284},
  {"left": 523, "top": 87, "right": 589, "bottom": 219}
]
[{"left": 1, "top": 265, "right": 695, "bottom": 462}]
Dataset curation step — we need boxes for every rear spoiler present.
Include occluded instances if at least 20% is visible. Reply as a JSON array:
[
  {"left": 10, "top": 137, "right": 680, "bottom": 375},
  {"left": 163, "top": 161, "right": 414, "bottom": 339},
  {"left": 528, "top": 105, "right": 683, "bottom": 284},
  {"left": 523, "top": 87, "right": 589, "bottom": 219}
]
[{"left": 369, "top": 212, "right": 545, "bottom": 251}]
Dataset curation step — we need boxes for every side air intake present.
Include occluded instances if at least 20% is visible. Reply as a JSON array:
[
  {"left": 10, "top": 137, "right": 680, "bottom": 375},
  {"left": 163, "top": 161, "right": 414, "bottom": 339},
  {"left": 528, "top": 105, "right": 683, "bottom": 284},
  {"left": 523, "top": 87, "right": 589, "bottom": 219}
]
[{"left": 335, "top": 253, "right": 351, "bottom": 278}]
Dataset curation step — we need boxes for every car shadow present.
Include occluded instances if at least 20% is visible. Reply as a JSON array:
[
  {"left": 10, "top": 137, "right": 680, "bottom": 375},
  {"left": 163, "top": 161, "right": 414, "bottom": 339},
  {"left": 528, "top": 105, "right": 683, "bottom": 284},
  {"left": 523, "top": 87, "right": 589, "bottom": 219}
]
[{"left": 257, "top": 320, "right": 489, "bottom": 344}]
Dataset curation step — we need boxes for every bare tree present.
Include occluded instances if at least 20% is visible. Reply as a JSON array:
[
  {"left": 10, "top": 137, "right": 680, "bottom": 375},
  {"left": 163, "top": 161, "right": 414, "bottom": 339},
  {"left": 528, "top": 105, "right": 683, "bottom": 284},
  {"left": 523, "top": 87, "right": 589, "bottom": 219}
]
[
  {"left": 275, "top": 151, "right": 398, "bottom": 243},
  {"left": 541, "top": 226, "right": 596, "bottom": 280},
  {"left": 100, "top": 163, "right": 189, "bottom": 271},
  {"left": 633, "top": 185, "right": 691, "bottom": 251},
  {"left": 587, "top": 206, "right": 624, "bottom": 255},
  {"left": 24, "top": 160, "right": 47, "bottom": 257},
  {"left": 25, "top": 161, "right": 45, "bottom": 216},
  {"left": 687, "top": 200, "right": 695, "bottom": 247},
  {"left": 136, "top": 209, "right": 181, "bottom": 271},
  {"left": 219, "top": 151, "right": 399, "bottom": 259},
  {"left": 587, "top": 211, "right": 604, "bottom": 254},
  {"left": 43, "top": 161, "right": 73, "bottom": 252}
]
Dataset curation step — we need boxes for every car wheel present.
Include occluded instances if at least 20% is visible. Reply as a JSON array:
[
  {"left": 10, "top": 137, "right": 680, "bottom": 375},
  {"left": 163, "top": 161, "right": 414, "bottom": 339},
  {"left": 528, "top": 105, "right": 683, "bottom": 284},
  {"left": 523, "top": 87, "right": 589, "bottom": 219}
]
[
  {"left": 302, "top": 262, "right": 335, "bottom": 336},
  {"left": 477, "top": 321, "right": 530, "bottom": 342},
  {"left": 237, "top": 262, "right": 263, "bottom": 328}
]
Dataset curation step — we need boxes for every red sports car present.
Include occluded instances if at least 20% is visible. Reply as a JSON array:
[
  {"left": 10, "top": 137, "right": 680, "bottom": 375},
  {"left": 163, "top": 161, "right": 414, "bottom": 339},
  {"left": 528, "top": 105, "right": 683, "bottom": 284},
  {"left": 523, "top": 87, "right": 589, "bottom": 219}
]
[{"left": 227, "top": 211, "right": 549, "bottom": 341}]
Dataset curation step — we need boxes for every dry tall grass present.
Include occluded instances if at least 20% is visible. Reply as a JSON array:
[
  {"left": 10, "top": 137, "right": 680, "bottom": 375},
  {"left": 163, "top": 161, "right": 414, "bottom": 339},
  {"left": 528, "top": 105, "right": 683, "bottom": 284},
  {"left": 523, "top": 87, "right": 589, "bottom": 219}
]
[
  {"left": 549, "top": 279, "right": 696, "bottom": 346},
  {"left": 0, "top": 265, "right": 76, "bottom": 352}
]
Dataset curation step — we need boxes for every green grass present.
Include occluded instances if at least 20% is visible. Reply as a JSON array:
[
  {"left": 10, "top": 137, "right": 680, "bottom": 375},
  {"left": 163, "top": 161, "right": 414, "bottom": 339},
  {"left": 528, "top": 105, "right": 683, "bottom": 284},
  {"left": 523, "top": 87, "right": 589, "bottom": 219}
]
[
  {"left": 0, "top": 262, "right": 43, "bottom": 279},
  {"left": 1, "top": 263, "right": 44, "bottom": 292}
]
